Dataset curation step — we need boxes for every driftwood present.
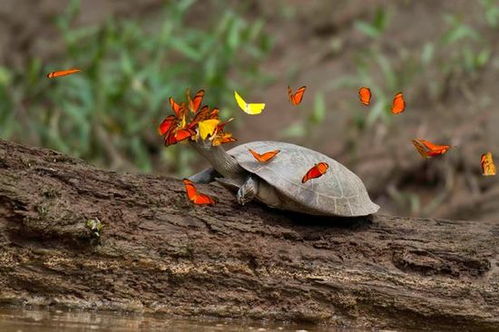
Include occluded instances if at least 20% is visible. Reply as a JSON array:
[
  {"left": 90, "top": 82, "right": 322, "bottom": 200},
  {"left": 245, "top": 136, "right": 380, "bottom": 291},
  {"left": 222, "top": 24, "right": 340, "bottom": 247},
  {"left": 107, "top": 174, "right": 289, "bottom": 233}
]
[{"left": 0, "top": 139, "right": 498, "bottom": 330}]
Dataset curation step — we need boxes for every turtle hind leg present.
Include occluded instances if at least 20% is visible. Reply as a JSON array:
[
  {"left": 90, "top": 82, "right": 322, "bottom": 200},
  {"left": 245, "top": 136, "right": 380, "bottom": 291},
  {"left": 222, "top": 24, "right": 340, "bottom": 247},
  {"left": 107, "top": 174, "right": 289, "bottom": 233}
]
[
  {"left": 236, "top": 175, "right": 259, "bottom": 206},
  {"left": 188, "top": 168, "right": 221, "bottom": 183},
  {"left": 215, "top": 176, "right": 258, "bottom": 206}
]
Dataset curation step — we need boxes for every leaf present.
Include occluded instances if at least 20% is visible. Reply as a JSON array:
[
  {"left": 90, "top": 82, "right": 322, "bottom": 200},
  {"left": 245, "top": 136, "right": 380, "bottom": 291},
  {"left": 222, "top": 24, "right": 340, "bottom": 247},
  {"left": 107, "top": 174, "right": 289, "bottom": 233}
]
[
  {"left": 309, "top": 92, "right": 326, "bottom": 124},
  {"left": 373, "top": 7, "right": 389, "bottom": 32},
  {"left": 170, "top": 38, "right": 201, "bottom": 61},
  {"left": 0, "top": 67, "right": 12, "bottom": 86},
  {"left": 476, "top": 48, "right": 491, "bottom": 67},
  {"left": 420, "top": 42, "right": 434, "bottom": 65},
  {"left": 280, "top": 122, "right": 306, "bottom": 138},
  {"left": 354, "top": 21, "right": 381, "bottom": 38}
]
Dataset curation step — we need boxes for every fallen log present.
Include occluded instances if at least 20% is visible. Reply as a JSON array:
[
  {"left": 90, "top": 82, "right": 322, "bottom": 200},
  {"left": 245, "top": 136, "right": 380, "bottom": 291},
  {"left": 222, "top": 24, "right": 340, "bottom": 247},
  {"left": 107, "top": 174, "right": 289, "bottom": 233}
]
[{"left": 0, "top": 139, "right": 497, "bottom": 330}]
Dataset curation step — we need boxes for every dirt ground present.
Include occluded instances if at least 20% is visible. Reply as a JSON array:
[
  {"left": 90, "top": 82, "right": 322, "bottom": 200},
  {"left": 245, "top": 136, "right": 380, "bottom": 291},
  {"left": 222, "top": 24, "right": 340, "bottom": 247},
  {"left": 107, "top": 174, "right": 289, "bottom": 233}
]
[{"left": 1, "top": 0, "right": 498, "bottom": 221}]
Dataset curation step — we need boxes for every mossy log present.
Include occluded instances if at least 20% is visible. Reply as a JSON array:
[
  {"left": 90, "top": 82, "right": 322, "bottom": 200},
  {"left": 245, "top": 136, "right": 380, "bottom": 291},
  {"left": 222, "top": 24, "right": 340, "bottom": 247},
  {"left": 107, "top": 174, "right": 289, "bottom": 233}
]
[{"left": 0, "top": 139, "right": 498, "bottom": 330}]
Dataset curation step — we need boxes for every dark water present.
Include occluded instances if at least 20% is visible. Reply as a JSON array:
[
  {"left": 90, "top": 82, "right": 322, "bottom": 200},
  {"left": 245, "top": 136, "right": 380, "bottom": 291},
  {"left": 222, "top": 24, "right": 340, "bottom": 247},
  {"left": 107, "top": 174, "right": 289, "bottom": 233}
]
[{"left": 0, "top": 308, "right": 337, "bottom": 331}]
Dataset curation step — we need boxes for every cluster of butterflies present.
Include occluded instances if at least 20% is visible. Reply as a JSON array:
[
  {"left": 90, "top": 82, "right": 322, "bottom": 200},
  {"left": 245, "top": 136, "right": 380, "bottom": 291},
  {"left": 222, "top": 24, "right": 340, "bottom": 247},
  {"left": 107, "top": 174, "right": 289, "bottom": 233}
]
[
  {"left": 358, "top": 87, "right": 496, "bottom": 176},
  {"left": 45, "top": 67, "right": 496, "bottom": 207}
]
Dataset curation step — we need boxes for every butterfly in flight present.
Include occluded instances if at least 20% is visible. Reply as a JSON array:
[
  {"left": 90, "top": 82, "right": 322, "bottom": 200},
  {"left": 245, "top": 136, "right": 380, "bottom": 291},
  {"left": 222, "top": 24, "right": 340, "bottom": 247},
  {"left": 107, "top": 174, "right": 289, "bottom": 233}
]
[
  {"left": 183, "top": 179, "right": 215, "bottom": 205},
  {"left": 234, "top": 91, "right": 265, "bottom": 115},
  {"left": 46, "top": 68, "right": 81, "bottom": 79},
  {"left": 288, "top": 86, "right": 307, "bottom": 106},
  {"left": 391, "top": 92, "right": 406, "bottom": 114},
  {"left": 358, "top": 87, "right": 372, "bottom": 106},
  {"left": 481, "top": 152, "right": 496, "bottom": 176},
  {"left": 248, "top": 149, "right": 280, "bottom": 163},
  {"left": 412, "top": 139, "right": 451, "bottom": 158},
  {"left": 302, "top": 162, "right": 329, "bottom": 183}
]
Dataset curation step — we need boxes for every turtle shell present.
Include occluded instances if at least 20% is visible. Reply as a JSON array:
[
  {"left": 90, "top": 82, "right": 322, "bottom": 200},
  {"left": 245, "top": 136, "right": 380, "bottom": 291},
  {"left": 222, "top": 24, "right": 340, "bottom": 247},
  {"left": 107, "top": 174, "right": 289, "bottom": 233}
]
[{"left": 228, "top": 141, "right": 379, "bottom": 217}]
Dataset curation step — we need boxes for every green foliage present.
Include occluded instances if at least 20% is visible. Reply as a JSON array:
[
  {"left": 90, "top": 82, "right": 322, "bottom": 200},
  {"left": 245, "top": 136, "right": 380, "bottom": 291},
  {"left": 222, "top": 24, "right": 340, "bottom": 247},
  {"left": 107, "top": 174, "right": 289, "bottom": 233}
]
[
  {"left": 480, "top": 0, "right": 499, "bottom": 28},
  {"left": 0, "top": 0, "right": 271, "bottom": 175},
  {"left": 354, "top": 7, "right": 391, "bottom": 39},
  {"left": 280, "top": 91, "right": 326, "bottom": 140}
]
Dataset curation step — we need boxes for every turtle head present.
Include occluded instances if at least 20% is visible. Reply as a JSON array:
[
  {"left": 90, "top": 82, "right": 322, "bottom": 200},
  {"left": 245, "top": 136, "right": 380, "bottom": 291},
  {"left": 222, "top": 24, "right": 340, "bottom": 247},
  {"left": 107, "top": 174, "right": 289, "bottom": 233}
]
[
  {"left": 192, "top": 138, "right": 213, "bottom": 151},
  {"left": 157, "top": 89, "right": 244, "bottom": 178}
]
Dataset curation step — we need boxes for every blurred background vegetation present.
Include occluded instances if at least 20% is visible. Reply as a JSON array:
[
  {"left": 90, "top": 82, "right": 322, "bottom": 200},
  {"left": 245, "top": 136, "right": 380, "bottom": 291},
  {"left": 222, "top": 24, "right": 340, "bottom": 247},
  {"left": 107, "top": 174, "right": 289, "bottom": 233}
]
[{"left": 1, "top": 0, "right": 499, "bottom": 220}]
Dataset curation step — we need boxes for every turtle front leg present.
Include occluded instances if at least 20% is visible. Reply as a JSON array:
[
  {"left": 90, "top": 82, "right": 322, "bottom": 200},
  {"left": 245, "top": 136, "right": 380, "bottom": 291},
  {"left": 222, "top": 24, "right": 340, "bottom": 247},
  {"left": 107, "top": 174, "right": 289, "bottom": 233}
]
[
  {"left": 188, "top": 168, "right": 221, "bottom": 184},
  {"left": 237, "top": 175, "right": 259, "bottom": 205}
]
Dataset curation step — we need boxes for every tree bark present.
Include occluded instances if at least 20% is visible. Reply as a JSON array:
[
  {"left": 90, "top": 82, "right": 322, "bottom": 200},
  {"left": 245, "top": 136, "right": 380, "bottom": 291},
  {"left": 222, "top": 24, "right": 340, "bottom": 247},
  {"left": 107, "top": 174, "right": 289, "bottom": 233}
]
[{"left": 0, "top": 139, "right": 498, "bottom": 330}]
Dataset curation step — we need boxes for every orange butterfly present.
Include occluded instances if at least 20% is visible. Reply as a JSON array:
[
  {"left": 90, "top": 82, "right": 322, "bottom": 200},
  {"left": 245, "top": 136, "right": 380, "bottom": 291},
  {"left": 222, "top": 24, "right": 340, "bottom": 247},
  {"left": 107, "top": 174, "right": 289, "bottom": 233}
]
[
  {"left": 187, "top": 89, "right": 205, "bottom": 113},
  {"left": 288, "top": 86, "right": 307, "bottom": 106},
  {"left": 301, "top": 162, "right": 329, "bottom": 183},
  {"left": 165, "top": 128, "right": 195, "bottom": 146},
  {"left": 481, "top": 152, "right": 496, "bottom": 176},
  {"left": 190, "top": 106, "right": 220, "bottom": 128},
  {"left": 391, "top": 92, "right": 406, "bottom": 114},
  {"left": 183, "top": 179, "right": 215, "bottom": 205},
  {"left": 158, "top": 115, "right": 177, "bottom": 136},
  {"left": 210, "top": 118, "right": 236, "bottom": 146},
  {"left": 248, "top": 149, "right": 280, "bottom": 163},
  {"left": 46, "top": 68, "right": 81, "bottom": 79},
  {"left": 169, "top": 97, "right": 187, "bottom": 119},
  {"left": 358, "top": 87, "right": 372, "bottom": 106},
  {"left": 412, "top": 139, "right": 451, "bottom": 158},
  {"left": 212, "top": 132, "right": 236, "bottom": 146}
]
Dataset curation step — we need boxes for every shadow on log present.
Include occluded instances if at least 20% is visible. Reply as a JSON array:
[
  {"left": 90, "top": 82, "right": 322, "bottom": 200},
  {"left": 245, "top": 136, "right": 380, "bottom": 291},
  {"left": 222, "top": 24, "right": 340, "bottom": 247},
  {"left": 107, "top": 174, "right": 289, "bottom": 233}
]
[{"left": 0, "top": 139, "right": 498, "bottom": 330}]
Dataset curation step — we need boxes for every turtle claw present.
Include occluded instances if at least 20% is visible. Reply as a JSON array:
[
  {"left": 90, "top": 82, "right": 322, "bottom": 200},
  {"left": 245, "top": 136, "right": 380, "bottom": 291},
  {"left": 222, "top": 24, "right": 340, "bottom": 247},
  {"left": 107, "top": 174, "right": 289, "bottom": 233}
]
[
  {"left": 236, "top": 190, "right": 246, "bottom": 205},
  {"left": 236, "top": 176, "right": 258, "bottom": 206}
]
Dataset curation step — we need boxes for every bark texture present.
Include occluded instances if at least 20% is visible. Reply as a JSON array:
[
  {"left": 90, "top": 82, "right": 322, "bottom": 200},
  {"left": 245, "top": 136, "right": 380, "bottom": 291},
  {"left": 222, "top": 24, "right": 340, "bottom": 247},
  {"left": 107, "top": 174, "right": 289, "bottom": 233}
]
[{"left": 0, "top": 139, "right": 498, "bottom": 330}]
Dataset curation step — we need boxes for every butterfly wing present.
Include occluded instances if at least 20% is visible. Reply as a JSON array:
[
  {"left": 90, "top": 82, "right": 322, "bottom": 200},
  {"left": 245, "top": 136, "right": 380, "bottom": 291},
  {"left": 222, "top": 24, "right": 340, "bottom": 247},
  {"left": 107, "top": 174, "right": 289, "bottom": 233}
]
[
  {"left": 208, "top": 108, "right": 220, "bottom": 119},
  {"left": 481, "top": 152, "right": 496, "bottom": 176},
  {"left": 248, "top": 149, "right": 280, "bottom": 163},
  {"left": 391, "top": 92, "right": 406, "bottom": 114},
  {"left": 158, "top": 115, "right": 177, "bottom": 135},
  {"left": 183, "top": 179, "right": 215, "bottom": 205},
  {"left": 47, "top": 68, "right": 81, "bottom": 78},
  {"left": 247, "top": 103, "right": 265, "bottom": 115},
  {"left": 358, "top": 87, "right": 372, "bottom": 106},
  {"left": 198, "top": 119, "right": 220, "bottom": 139},
  {"left": 426, "top": 148, "right": 450, "bottom": 157},
  {"left": 420, "top": 139, "right": 448, "bottom": 151},
  {"left": 234, "top": 91, "right": 248, "bottom": 112},
  {"left": 169, "top": 97, "right": 186, "bottom": 118},
  {"left": 192, "top": 193, "right": 215, "bottom": 205},
  {"left": 301, "top": 162, "right": 329, "bottom": 183},
  {"left": 183, "top": 179, "right": 199, "bottom": 201},
  {"left": 212, "top": 133, "right": 236, "bottom": 146},
  {"left": 412, "top": 139, "right": 430, "bottom": 158},
  {"left": 288, "top": 86, "right": 306, "bottom": 105},
  {"left": 188, "top": 89, "right": 205, "bottom": 113},
  {"left": 420, "top": 140, "right": 451, "bottom": 156},
  {"left": 175, "top": 128, "right": 194, "bottom": 142},
  {"left": 165, "top": 128, "right": 194, "bottom": 146},
  {"left": 234, "top": 91, "right": 265, "bottom": 115}
]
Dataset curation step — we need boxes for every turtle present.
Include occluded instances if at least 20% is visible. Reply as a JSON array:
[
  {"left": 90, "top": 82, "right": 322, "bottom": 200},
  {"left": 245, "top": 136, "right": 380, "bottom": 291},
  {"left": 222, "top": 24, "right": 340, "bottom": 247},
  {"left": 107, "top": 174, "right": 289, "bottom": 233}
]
[{"left": 189, "top": 140, "right": 379, "bottom": 217}]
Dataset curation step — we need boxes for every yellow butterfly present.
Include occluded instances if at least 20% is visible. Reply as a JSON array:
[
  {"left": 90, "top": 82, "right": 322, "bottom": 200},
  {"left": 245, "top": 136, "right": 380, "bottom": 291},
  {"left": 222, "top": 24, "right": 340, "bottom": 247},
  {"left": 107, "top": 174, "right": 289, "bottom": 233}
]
[
  {"left": 198, "top": 119, "right": 220, "bottom": 140},
  {"left": 234, "top": 91, "right": 265, "bottom": 115},
  {"left": 481, "top": 152, "right": 496, "bottom": 176}
]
